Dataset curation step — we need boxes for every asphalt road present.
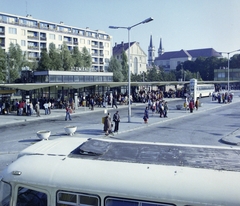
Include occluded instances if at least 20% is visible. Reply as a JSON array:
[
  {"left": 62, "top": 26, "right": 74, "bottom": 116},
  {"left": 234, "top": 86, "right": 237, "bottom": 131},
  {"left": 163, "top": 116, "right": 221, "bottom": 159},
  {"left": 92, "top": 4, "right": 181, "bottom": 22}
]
[{"left": 0, "top": 93, "right": 240, "bottom": 173}]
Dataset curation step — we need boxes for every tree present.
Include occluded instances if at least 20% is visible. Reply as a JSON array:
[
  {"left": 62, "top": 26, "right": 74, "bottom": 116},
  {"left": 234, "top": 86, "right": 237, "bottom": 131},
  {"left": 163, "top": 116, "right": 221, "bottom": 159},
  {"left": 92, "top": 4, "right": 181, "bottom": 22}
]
[
  {"left": 8, "top": 43, "right": 26, "bottom": 82},
  {"left": 230, "top": 54, "right": 240, "bottom": 68},
  {"left": 38, "top": 48, "right": 51, "bottom": 71},
  {"left": 147, "top": 65, "right": 159, "bottom": 81},
  {"left": 82, "top": 47, "right": 92, "bottom": 70},
  {"left": 49, "top": 43, "right": 63, "bottom": 71},
  {"left": 121, "top": 51, "right": 128, "bottom": 81},
  {"left": 108, "top": 56, "right": 124, "bottom": 82},
  {"left": 61, "top": 43, "right": 73, "bottom": 71},
  {"left": 72, "top": 46, "right": 83, "bottom": 71},
  {"left": 0, "top": 46, "right": 6, "bottom": 82}
]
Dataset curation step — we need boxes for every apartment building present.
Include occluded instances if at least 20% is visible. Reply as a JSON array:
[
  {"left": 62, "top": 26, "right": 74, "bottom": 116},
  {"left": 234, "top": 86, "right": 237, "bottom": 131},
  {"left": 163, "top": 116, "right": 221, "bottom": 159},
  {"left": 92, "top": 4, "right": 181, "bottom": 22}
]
[{"left": 0, "top": 12, "right": 112, "bottom": 72}]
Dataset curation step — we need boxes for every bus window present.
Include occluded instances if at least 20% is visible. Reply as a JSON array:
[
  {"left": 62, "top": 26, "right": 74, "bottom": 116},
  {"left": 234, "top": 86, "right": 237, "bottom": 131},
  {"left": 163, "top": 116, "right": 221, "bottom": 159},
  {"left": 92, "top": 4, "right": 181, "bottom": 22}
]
[
  {"left": 57, "top": 191, "right": 99, "bottom": 206},
  {"left": 0, "top": 180, "right": 11, "bottom": 206},
  {"left": 105, "top": 198, "right": 175, "bottom": 206},
  {"left": 16, "top": 187, "right": 47, "bottom": 206}
]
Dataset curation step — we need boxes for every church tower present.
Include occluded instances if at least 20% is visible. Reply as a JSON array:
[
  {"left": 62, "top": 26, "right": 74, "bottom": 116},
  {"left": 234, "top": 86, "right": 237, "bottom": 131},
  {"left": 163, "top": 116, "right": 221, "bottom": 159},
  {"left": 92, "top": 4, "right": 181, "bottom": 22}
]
[
  {"left": 148, "top": 35, "right": 155, "bottom": 66},
  {"left": 158, "top": 38, "right": 164, "bottom": 56}
]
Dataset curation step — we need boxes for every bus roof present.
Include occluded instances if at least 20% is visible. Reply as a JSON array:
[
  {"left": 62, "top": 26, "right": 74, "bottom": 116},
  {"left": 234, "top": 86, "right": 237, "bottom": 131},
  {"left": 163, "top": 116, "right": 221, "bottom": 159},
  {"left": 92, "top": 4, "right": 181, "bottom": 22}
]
[{"left": 17, "top": 138, "right": 240, "bottom": 172}]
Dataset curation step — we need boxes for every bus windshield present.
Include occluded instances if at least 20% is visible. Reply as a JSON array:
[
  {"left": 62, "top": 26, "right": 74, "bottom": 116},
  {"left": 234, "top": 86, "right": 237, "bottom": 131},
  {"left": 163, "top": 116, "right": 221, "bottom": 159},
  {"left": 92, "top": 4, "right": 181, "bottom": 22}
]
[{"left": 0, "top": 179, "right": 11, "bottom": 206}]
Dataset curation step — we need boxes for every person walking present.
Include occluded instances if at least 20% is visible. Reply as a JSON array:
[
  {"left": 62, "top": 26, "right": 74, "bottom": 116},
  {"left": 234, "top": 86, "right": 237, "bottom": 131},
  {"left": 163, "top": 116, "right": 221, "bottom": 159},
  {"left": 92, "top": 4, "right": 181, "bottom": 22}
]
[
  {"left": 163, "top": 101, "right": 168, "bottom": 118},
  {"left": 43, "top": 102, "right": 49, "bottom": 115},
  {"left": 104, "top": 113, "right": 113, "bottom": 135},
  {"left": 35, "top": 102, "right": 40, "bottom": 117},
  {"left": 195, "top": 98, "right": 199, "bottom": 110},
  {"left": 113, "top": 111, "right": 120, "bottom": 133},
  {"left": 189, "top": 99, "right": 194, "bottom": 113},
  {"left": 65, "top": 106, "right": 72, "bottom": 121}
]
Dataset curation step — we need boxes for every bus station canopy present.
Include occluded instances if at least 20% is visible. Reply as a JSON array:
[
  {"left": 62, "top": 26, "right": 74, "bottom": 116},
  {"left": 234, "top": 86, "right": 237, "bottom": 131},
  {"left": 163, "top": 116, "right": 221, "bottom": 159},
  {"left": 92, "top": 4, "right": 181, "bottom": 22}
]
[{"left": 0, "top": 80, "right": 229, "bottom": 91}]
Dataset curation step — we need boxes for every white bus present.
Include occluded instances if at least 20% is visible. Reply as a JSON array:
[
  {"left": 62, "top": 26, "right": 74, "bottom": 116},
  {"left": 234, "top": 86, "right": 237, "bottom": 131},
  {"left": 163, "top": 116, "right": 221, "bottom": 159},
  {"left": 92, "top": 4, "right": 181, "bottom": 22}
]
[
  {"left": 196, "top": 84, "right": 215, "bottom": 98},
  {"left": 1, "top": 137, "right": 240, "bottom": 206}
]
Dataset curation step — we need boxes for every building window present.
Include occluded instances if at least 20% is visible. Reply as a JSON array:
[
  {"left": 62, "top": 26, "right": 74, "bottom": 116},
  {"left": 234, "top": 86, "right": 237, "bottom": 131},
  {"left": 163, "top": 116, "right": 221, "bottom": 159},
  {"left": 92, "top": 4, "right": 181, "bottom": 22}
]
[
  {"left": 80, "top": 39, "right": 85, "bottom": 44},
  {"left": 21, "top": 40, "right": 26, "bottom": 46},
  {"left": 21, "top": 29, "right": 26, "bottom": 36},
  {"left": 49, "top": 33, "right": 55, "bottom": 40},
  {"left": 10, "top": 39, "right": 17, "bottom": 44},
  {"left": 104, "top": 42, "right": 109, "bottom": 47},
  {"left": 58, "top": 35, "right": 62, "bottom": 41},
  {"left": 9, "top": 27, "right": 17, "bottom": 34}
]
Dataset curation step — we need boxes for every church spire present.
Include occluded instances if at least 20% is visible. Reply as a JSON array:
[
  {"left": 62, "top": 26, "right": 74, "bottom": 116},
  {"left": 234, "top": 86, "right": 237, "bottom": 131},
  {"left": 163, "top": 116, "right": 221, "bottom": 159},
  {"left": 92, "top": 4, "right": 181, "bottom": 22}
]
[
  {"left": 148, "top": 35, "right": 155, "bottom": 66},
  {"left": 158, "top": 38, "right": 164, "bottom": 56}
]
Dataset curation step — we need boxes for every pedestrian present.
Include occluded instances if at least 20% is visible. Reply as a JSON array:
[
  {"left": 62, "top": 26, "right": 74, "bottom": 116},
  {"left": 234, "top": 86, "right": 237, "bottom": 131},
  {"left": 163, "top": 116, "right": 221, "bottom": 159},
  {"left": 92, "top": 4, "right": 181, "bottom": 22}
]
[
  {"left": 48, "top": 101, "right": 51, "bottom": 114},
  {"left": 144, "top": 107, "right": 149, "bottom": 119},
  {"left": 104, "top": 113, "right": 113, "bottom": 135},
  {"left": 65, "top": 106, "right": 72, "bottom": 121},
  {"left": 43, "top": 102, "right": 49, "bottom": 115},
  {"left": 35, "top": 102, "right": 40, "bottom": 117},
  {"left": 159, "top": 101, "right": 164, "bottom": 118},
  {"left": 163, "top": 101, "right": 168, "bottom": 118},
  {"left": 113, "top": 111, "right": 120, "bottom": 133},
  {"left": 189, "top": 99, "right": 194, "bottom": 113},
  {"left": 112, "top": 97, "right": 118, "bottom": 109},
  {"left": 195, "top": 98, "right": 199, "bottom": 110}
]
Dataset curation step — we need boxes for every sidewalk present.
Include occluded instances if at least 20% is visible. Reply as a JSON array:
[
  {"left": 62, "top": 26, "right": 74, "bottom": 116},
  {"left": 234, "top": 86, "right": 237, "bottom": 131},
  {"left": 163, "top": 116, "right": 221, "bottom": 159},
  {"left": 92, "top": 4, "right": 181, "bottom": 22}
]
[{"left": 1, "top": 96, "right": 240, "bottom": 146}]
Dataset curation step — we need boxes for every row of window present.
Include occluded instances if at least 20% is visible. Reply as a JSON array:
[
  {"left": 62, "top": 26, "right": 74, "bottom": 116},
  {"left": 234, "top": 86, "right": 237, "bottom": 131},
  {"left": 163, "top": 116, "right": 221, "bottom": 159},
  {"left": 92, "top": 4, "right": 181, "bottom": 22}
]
[
  {"left": 14, "top": 186, "right": 175, "bottom": 206},
  {"left": 35, "top": 75, "right": 113, "bottom": 83},
  {"left": 6, "top": 26, "right": 110, "bottom": 47},
  {"left": 0, "top": 14, "right": 110, "bottom": 40}
]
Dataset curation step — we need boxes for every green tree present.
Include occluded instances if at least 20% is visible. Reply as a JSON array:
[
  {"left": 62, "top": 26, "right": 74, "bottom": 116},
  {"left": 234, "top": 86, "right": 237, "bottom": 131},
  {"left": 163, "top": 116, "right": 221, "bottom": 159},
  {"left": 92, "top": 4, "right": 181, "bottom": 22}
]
[
  {"left": 72, "top": 46, "right": 83, "bottom": 71},
  {"left": 230, "top": 54, "right": 240, "bottom": 68},
  {"left": 8, "top": 43, "right": 26, "bottom": 82},
  {"left": 61, "top": 43, "right": 73, "bottom": 71},
  {"left": 49, "top": 43, "right": 63, "bottom": 71},
  {"left": 147, "top": 65, "right": 159, "bottom": 81},
  {"left": 108, "top": 56, "right": 124, "bottom": 82},
  {"left": 121, "top": 51, "right": 128, "bottom": 81},
  {"left": 0, "top": 47, "right": 6, "bottom": 82},
  {"left": 82, "top": 47, "right": 92, "bottom": 70},
  {"left": 38, "top": 48, "right": 51, "bottom": 71}
]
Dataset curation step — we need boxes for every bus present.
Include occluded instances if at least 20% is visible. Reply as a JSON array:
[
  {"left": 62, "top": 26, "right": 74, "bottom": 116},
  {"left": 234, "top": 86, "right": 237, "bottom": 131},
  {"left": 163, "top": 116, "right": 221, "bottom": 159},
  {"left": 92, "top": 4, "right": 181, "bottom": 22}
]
[
  {"left": 1, "top": 137, "right": 240, "bottom": 206},
  {"left": 196, "top": 84, "right": 215, "bottom": 98}
]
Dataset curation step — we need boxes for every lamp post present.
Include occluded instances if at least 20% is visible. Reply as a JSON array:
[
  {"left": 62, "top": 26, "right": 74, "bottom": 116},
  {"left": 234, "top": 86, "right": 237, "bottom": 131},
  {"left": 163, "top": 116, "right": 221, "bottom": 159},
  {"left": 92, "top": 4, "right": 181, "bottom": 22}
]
[
  {"left": 109, "top": 17, "right": 153, "bottom": 122},
  {"left": 221, "top": 49, "right": 240, "bottom": 92}
]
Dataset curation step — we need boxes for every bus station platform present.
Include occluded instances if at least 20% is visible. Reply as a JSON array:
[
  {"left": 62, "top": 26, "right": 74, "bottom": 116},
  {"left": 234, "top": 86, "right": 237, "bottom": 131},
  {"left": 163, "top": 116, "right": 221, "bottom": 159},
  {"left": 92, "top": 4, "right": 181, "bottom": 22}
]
[{"left": 0, "top": 95, "right": 240, "bottom": 146}]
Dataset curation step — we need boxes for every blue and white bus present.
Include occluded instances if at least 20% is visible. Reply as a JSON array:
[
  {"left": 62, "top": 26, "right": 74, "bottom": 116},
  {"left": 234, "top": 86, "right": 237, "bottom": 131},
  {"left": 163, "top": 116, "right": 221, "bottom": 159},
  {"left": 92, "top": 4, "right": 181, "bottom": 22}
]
[{"left": 1, "top": 137, "right": 240, "bottom": 206}]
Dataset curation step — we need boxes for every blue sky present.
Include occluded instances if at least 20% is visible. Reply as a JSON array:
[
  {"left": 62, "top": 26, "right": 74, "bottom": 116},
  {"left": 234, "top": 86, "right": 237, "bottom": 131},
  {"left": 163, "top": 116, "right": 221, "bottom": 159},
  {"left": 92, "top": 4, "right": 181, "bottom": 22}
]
[{"left": 1, "top": 0, "right": 240, "bottom": 57}]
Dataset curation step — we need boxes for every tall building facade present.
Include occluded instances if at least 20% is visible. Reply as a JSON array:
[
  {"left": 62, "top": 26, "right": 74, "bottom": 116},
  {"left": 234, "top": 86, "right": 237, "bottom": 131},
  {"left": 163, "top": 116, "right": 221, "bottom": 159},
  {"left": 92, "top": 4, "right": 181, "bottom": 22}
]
[
  {"left": 112, "top": 41, "right": 147, "bottom": 75},
  {"left": 0, "top": 12, "right": 112, "bottom": 72}
]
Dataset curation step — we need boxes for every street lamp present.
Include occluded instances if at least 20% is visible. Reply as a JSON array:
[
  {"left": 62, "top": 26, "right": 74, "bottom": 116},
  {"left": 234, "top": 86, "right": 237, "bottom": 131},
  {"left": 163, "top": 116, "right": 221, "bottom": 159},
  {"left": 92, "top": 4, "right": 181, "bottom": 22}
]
[
  {"left": 109, "top": 17, "right": 153, "bottom": 122},
  {"left": 221, "top": 49, "right": 240, "bottom": 92}
]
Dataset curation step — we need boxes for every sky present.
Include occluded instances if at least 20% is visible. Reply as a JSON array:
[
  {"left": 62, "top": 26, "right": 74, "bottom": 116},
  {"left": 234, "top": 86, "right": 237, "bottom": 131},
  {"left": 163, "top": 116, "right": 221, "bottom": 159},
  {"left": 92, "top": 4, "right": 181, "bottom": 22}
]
[{"left": 1, "top": 0, "right": 240, "bottom": 58}]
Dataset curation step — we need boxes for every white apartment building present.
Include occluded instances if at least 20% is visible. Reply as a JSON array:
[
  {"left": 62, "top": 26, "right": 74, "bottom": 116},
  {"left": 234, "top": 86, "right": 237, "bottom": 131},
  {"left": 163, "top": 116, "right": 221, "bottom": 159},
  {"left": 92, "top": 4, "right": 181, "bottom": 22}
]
[{"left": 0, "top": 12, "right": 112, "bottom": 72}]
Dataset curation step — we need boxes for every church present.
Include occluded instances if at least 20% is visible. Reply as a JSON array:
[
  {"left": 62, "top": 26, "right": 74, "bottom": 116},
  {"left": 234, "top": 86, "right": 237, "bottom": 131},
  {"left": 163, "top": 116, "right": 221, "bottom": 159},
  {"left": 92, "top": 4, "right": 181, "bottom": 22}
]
[{"left": 148, "top": 35, "right": 222, "bottom": 72}]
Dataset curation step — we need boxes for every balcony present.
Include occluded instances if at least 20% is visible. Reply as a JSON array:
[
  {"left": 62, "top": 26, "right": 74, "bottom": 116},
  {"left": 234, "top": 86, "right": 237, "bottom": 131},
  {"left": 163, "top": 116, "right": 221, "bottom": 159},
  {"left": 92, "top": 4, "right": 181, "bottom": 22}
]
[
  {"left": 73, "top": 41, "right": 78, "bottom": 45},
  {"left": 0, "top": 42, "right": 5, "bottom": 47},
  {"left": 0, "top": 31, "right": 5, "bottom": 35},
  {"left": 92, "top": 52, "right": 98, "bottom": 56},
  {"left": 40, "top": 37, "right": 47, "bottom": 41},
  {"left": 28, "top": 46, "right": 39, "bottom": 50},
  {"left": 28, "top": 36, "right": 39, "bottom": 40},
  {"left": 64, "top": 41, "right": 72, "bottom": 45},
  {"left": 92, "top": 44, "right": 98, "bottom": 48}
]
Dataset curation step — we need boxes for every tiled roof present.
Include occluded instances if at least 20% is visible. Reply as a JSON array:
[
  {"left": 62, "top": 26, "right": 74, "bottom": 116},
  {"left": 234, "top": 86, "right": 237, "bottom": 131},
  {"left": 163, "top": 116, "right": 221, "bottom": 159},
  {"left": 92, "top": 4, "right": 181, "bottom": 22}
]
[
  {"left": 113, "top": 42, "right": 135, "bottom": 55},
  {"left": 155, "top": 48, "right": 222, "bottom": 60}
]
